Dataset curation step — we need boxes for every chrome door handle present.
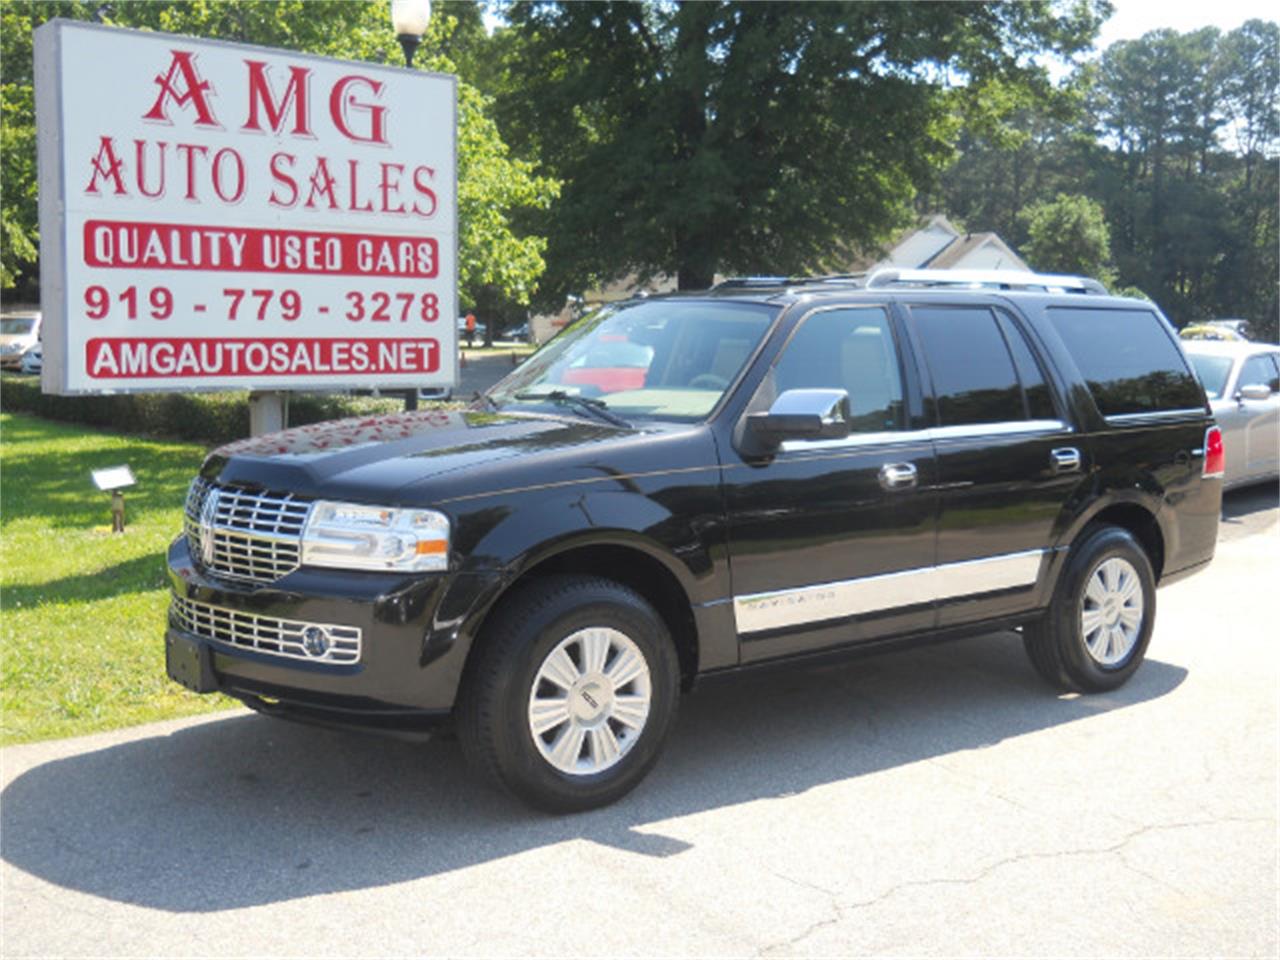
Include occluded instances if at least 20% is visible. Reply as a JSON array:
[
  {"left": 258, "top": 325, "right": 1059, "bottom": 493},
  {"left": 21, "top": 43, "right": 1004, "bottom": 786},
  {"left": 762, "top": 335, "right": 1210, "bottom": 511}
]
[
  {"left": 1051, "top": 447, "right": 1082, "bottom": 474},
  {"left": 879, "top": 462, "right": 918, "bottom": 490}
]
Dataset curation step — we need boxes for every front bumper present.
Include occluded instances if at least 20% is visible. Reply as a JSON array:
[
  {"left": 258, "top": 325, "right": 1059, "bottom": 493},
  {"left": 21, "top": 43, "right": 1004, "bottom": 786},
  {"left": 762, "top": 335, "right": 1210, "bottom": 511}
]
[{"left": 166, "top": 536, "right": 502, "bottom": 730}]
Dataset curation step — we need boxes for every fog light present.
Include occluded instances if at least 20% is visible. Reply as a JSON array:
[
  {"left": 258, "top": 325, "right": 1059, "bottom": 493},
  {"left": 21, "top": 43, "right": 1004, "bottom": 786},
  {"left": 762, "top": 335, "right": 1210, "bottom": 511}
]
[{"left": 302, "top": 626, "right": 330, "bottom": 657}]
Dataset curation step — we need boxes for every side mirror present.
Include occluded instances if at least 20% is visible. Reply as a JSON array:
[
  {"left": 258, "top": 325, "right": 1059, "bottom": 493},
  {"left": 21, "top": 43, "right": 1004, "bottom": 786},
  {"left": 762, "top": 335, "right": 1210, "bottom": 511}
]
[
  {"left": 745, "top": 389, "right": 852, "bottom": 449},
  {"left": 1238, "top": 383, "right": 1272, "bottom": 402}
]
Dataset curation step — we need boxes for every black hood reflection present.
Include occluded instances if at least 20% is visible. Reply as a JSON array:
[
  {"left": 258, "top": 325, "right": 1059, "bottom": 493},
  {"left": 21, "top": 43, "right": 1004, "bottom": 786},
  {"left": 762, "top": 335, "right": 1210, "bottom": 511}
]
[{"left": 203, "top": 409, "right": 677, "bottom": 506}]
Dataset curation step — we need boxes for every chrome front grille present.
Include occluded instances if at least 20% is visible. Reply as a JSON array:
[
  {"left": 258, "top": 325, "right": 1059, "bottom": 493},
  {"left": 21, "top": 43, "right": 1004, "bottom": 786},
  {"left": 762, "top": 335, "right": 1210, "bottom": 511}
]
[
  {"left": 170, "top": 595, "right": 361, "bottom": 664},
  {"left": 185, "top": 479, "right": 312, "bottom": 583}
]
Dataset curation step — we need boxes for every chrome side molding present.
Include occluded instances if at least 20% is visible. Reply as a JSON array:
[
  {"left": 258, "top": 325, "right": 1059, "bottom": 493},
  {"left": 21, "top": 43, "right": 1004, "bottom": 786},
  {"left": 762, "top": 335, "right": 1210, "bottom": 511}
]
[
  {"left": 733, "top": 548, "right": 1049, "bottom": 635},
  {"left": 779, "top": 419, "right": 1072, "bottom": 454}
]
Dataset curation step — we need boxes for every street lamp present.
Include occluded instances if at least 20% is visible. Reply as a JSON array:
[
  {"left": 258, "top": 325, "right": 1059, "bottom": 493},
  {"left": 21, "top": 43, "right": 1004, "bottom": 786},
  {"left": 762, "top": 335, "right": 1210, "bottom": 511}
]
[
  {"left": 390, "top": 0, "right": 431, "bottom": 411},
  {"left": 391, "top": 0, "right": 432, "bottom": 68}
]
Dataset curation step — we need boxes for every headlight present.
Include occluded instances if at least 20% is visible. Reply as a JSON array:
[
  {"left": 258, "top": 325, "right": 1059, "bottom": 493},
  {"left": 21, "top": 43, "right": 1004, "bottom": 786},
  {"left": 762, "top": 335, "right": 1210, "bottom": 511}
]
[
  {"left": 0, "top": 344, "right": 18, "bottom": 355},
  {"left": 300, "top": 501, "right": 450, "bottom": 572}
]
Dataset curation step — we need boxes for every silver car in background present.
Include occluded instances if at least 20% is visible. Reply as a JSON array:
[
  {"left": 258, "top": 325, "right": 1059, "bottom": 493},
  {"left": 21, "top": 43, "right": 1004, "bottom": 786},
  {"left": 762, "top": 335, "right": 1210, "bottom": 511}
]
[
  {"left": 0, "top": 313, "right": 41, "bottom": 370},
  {"left": 19, "top": 342, "right": 42, "bottom": 374},
  {"left": 1183, "top": 340, "right": 1280, "bottom": 489}
]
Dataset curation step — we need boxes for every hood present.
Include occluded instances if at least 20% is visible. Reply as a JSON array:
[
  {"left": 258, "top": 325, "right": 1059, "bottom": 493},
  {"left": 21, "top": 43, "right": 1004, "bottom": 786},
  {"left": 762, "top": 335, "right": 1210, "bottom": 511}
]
[{"left": 205, "top": 409, "right": 646, "bottom": 504}]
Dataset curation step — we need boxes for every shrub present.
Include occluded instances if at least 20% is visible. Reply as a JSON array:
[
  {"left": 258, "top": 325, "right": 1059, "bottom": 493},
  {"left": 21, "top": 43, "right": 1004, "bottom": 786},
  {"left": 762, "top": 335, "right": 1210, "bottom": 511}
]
[{"left": 0, "top": 375, "right": 440, "bottom": 445}]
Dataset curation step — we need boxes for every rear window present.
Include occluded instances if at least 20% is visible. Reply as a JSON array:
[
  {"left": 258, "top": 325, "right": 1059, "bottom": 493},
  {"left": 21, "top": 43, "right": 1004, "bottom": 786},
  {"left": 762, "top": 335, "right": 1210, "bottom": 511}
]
[
  {"left": 1048, "top": 308, "right": 1203, "bottom": 417},
  {"left": 912, "top": 306, "right": 1023, "bottom": 426},
  {"left": 997, "top": 312, "right": 1058, "bottom": 420},
  {"left": 1188, "top": 354, "right": 1233, "bottom": 399}
]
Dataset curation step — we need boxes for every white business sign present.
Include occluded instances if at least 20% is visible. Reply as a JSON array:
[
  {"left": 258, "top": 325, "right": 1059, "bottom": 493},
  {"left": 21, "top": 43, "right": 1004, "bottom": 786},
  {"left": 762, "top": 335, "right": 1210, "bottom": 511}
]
[{"left": 34, "top": 20, "right": 457, "bottom": 395}]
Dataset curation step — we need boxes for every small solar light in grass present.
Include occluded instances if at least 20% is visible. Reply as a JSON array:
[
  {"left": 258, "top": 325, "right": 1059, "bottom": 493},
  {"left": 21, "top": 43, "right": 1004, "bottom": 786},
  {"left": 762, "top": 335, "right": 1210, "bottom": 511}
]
[{"left": 91, "top": 465, "right": 135, "bottom": 533}]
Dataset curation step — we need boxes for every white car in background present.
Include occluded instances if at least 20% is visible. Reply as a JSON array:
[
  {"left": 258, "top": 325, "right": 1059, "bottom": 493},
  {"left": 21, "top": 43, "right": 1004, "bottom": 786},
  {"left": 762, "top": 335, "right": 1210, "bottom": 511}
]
[
  {"left": 1183, "top": 340, "right": 1280, "bottom": 489},
  {"left": 19, "top": 342, "right": 42, "bottom": 374},
  {"left": 0, "top": 313, "right": 41, "bottom": 370}
]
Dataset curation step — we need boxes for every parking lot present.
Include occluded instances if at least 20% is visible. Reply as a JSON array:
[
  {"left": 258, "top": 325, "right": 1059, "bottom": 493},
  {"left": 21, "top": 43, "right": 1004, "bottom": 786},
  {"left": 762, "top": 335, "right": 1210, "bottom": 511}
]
[{"left": 2, "top": 485, "right": 1275, "bottom": 957}]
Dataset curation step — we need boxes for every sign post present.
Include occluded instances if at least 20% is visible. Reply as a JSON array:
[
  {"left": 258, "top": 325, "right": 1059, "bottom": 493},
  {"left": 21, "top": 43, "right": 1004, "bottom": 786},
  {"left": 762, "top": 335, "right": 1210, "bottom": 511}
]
[{"left": 34, "top": 20, "right": 457, "bottom": 430}]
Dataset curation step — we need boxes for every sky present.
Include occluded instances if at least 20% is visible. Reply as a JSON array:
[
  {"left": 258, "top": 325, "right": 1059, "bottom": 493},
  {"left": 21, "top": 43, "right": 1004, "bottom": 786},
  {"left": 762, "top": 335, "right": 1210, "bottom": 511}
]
[
  {"left": 1094, "top": 0, "right": 1277, "bottom": 48},
  {"left": 480, "top": 2, "right": 1277, "bottom": 46}
]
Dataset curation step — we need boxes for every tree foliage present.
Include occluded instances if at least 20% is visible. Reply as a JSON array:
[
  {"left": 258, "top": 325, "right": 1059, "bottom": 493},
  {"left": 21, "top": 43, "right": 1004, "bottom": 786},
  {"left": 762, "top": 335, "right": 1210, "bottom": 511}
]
[
  {"left": 5, "top": 2, "right": 1275, "bottom": 342},
  {"left": 1019, "top": 193, "right": 1115, "bottom": 283},
  {"left": 490, "top": 0, "right": 1105, "bottom": 300},
  {"left": 942, "top": 20, "right": 1279, "bottom": 340},
  {"left": 0, "top": 0, "right": 558, "bottom": 307}
]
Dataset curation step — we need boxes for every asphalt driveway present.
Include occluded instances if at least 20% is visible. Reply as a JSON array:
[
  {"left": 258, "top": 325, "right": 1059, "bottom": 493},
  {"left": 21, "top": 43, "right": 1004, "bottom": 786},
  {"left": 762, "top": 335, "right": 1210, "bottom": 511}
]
[{"left": 2, "top": 485, "right": 1276, "bottom": 957}]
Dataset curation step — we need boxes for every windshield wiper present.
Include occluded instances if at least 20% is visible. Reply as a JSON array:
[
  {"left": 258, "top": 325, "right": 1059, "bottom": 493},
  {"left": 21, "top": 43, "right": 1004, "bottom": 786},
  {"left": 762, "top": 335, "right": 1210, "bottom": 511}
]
[{"left": 512, "top": 390, "right": 631, "bottom": 428}]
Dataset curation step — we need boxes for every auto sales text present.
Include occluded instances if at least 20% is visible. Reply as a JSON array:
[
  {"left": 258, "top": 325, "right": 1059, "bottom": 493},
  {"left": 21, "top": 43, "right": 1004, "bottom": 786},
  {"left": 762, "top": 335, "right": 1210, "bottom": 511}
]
[
  {"left": 83, "top": 220, "right": 438, "bottom": 277},
  {"left": 81, "top": 50, "right": 438, "bottom": 218},
  {"left": 86, "top": 337, "right": 440, "bottom": 378}
]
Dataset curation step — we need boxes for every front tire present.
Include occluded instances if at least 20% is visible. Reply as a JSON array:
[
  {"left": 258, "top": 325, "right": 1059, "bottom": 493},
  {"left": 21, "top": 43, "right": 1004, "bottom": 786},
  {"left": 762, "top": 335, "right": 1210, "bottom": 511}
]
[
  {"left": 457, "top": 575, "right": 680, "bottom": 812},
  {"left": 1023, "top": 525, "right": 1156, "bottom": 693}
]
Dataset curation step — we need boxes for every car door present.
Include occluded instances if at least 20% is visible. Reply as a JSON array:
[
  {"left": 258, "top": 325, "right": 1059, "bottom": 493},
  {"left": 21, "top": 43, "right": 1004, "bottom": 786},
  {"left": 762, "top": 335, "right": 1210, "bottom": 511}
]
[
  {"left": 1234, "top": 352, "right": 1280, "bottom": 482},
  {"left": 903, "top": 302, "right": 1083, "bottom": 628},
  {"left": 721, "top": 303, "right": 940, "bottom": 663}
]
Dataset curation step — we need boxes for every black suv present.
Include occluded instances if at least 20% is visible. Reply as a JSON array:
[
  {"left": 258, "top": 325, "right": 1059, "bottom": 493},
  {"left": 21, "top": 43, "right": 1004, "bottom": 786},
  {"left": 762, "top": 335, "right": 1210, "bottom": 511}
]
[{"left": 166, "top": 269, "right": 1223, "bottom": 811}]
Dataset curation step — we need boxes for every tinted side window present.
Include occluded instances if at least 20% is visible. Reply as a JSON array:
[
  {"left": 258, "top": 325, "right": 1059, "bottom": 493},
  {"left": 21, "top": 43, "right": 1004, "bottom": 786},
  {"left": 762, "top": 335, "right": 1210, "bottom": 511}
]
[
  {"left": 912, "top": 306, "right": 1023, "bottom": 426},
  {"left": 1048, "top": 308, "right": 1202, "bottom": 417},
  {"left": 773, "top": 307, "right": 904, "bottom": 433},
  {"left": 997, "top": 312, "right": 1057, "bottom": 420},
  {"left": 1240, "top": 354, "right": 1280, "bottom": 393}
]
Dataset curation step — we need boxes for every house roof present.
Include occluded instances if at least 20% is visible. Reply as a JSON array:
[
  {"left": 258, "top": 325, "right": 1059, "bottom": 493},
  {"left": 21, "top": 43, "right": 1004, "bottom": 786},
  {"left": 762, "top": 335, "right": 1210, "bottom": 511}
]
[
  {"left": 925, "top": 232, "right": 1029, "bottom": 271},
  {"left": 842, "top": 214, "right": 961, "bottom": 272},
  {"left": 842, "top": 215, "right": 1029, "bottom": 274}
]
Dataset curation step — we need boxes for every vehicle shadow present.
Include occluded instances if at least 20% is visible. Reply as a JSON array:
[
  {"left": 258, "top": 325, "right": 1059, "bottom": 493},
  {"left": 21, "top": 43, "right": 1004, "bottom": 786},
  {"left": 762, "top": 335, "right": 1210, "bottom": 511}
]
[
  {"left": 1, "top": 632, "right": 1187, "bottom": 913},
  {"left": 1, "top": 553, "right": 169, "bottom": 607},
  {"left": 1221, "top": 482, "right": 1279, "bottom": 522}
]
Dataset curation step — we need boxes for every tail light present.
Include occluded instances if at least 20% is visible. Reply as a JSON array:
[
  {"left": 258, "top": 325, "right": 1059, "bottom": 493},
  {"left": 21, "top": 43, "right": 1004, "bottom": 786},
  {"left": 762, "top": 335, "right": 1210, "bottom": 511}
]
[{"left": 1203, "top": 426, "right": 1225, "bottom": 478}]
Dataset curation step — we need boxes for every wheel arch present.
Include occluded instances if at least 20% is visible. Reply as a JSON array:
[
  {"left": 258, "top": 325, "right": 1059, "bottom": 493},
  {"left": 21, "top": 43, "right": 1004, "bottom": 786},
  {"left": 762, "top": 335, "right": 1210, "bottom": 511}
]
[
  {"left": 459, "top": 535, "right": 702, "bottom": 696},
  {"left": 1061, "top": 496, "right": 1167, "bottom": 581},
  {"left": 1086, "top": 503, "right": 1166, "bottom": 580}
]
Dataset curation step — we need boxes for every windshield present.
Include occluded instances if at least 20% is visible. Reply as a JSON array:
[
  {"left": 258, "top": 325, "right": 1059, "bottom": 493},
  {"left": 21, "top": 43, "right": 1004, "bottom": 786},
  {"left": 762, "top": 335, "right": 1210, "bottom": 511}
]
[
  {"left": 1188, "top": 353, "right": 1233, "bottom": 399},
  {"left": 1, "top": 318, "right": 36, "bottom": 336},
  {"left": 489, "top": 299, "right": 777, "bottom": 422}
]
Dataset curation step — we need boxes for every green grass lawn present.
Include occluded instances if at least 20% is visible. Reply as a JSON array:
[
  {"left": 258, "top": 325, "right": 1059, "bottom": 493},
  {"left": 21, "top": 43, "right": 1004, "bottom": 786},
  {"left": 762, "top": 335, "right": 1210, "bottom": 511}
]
[{"left": 1, "top": 412, "right": 235, "bottom": 744}]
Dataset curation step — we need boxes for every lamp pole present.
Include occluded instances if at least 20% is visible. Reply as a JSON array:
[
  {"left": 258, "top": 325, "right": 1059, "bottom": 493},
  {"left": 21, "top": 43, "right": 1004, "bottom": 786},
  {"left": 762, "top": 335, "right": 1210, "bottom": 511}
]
[{"left": 390, "top": 0, "right": 432, "bottom": 410}]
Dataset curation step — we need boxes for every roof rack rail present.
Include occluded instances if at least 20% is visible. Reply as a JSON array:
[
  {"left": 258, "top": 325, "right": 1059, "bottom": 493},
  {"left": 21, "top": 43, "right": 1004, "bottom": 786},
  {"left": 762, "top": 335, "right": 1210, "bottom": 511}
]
[
  {"left": 712, "top": 273, "right": 867, "bottom": 291},
  {"left": 803, "top": 273, "right": 867, "bottom": 284},
  {"left": 713, "top": 276, "right": 792, "bottom": 289},
  {"left": 865, "top": 268, "right": 1108, "bottom": 295}
]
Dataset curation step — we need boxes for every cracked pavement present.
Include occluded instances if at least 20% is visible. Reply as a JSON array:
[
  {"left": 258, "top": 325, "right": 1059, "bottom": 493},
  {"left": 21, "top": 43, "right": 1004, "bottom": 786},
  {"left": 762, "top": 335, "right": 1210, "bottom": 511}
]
[{"left": 2, "top": 486, "right": 1276, "bottom": 957}]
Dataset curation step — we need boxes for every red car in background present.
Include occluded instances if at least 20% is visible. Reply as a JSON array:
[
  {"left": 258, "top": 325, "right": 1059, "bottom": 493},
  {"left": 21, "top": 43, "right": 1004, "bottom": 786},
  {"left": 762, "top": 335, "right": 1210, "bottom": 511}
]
[{"left": 559, "top": 335, "right": 653, "bottom": 394}]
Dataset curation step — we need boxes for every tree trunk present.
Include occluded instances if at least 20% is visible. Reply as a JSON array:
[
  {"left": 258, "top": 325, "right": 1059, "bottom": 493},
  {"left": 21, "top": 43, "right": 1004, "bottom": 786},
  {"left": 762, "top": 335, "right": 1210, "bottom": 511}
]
[
  {"left": 670, "top": 3, "right": 715, "bottom": 292},
  {"left": 677, "top": 262, "right": 716, "bottom": 290}
]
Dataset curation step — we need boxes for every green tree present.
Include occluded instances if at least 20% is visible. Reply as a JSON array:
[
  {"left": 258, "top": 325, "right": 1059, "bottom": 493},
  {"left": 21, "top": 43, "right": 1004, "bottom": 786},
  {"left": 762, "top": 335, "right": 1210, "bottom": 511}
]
[
  {"left": 492, "top": 0, "right": 1105, "bottom": 302},
  {"left": 0, "top": 79, "right": 38, "bottom": 290},
  {"left": 933, "top": 71, "right": 1098, "bottom": 249},
  {"left": 1, "top": 2, "right": 97, "bottom": 291},
  {"left": 1089, "top": 24, "right": 1278, "bottom": 331},
  {"left": 1211, "top": 20, "right": 1278, "bottom": 190},
  {"left": 1211, "top": 20, "right": 1280, "bottom": 340},
  {"left": 944, "top": 21, "right": 1278, "bottom": 338},
  {"left": 0, "top": 0, "right": 558, "bottom": 308},
  {"left": 1019, "top": 193, "right": 1115, "bottom": 283}
]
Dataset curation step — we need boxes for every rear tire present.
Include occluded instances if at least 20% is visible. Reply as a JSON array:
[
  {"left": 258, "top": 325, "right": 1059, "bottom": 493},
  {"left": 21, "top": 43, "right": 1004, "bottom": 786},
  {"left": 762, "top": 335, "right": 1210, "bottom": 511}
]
[
  {"left": 457, "top": 575, "right": 680, "bottom": 813},
  {"left": 1023, "top": 525, "right": 1156, "bottom": 693}
]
